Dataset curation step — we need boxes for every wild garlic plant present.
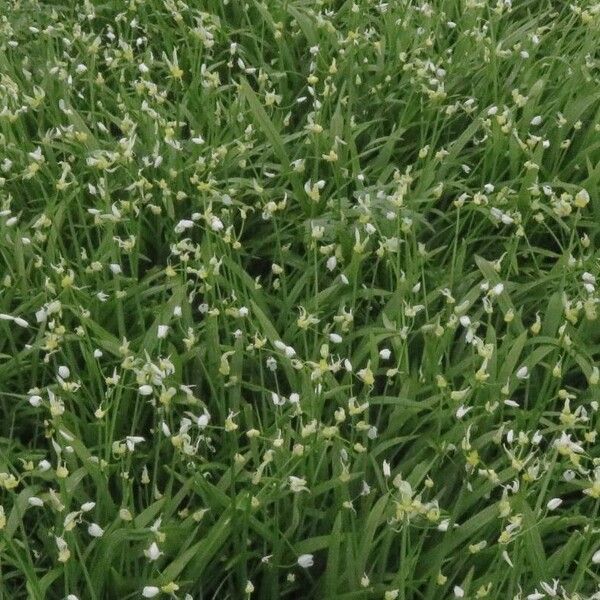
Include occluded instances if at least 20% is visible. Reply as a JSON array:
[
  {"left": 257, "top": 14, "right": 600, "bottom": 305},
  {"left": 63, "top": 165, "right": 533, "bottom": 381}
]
[{"left": 0, "top": 0, "right": 600, "bottom": 599}]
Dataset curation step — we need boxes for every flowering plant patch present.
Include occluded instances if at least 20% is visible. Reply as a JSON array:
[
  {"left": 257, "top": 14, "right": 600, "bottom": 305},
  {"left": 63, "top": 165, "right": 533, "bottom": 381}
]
[{"left": 0, "top": 0, "right": 600, "bottom": 598}]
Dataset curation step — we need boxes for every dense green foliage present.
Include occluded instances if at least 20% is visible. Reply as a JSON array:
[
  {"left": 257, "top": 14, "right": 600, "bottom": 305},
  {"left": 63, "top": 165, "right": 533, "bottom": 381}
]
[{"left": 1, "top": 0, "right": 600, "bottom": 598}]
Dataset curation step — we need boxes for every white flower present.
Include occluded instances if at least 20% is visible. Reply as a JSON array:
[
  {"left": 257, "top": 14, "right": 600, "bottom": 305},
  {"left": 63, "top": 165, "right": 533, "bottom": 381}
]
[
  {"left": 554, "top": 432, "right": 584, "bottom": 454},
  {"left": 29, "top": 395, "right": 42, "bottom": 407},
  {"left": 142, "top": 586, "right": 160, "bottom": 598},
  {"left": 297, "top": 553, "right": 314, "bottom": 568},
  {"left": 456, "top": 405, "right": 472, "bottom": 419},
  {"left": 453, "top": 586, "right": 464, "bottom": 598},
  {"left": 157, "top": 325, "right": 169, "bottom": 339},
  {"left": 593, "top": 549, "right": 600, "bottom": 564},
  {"left": 0, "top": 313, "right": 28, "bottom": 327},
  {"left": 329, "top": 333, "right": 342, "bottom": 343},
  {"left": 28, "top": 496, "right": 43, "bottom": 507},
  {"left": 87, "top": 523, "right": 104, "bottom": 537},
  {"left": 546, "top": 498, "right": 562, "bottom": 510},
  {"left": 575, "top": 189, "right": 590, "bottom": 208},
  {"left": 145, "top": 542, "right": 162, "bottom": 561},
  {"left": 583, "top": 282, "right": 595, "bottom": 294},
  {"left": 540, "top": 579, "right": 559, "bottom": 597},
  {"left": 516, "top": 366, "right": 529, "bottom": 380},
  {"left": 58, "top": 365, "right": 70, "bottom": 379},
  {"left": 175, "top": 219, "right": 194, "bottom": 234},
  {"left": 271, "top": 392, "right": 285, "bottom": 406},
  {"left": 81, "top": 502, "right": 96, "bottom": 512},
  {"left": 197, "top": 413, "right": 210, "bottom": 428},
  {"left": 491, "top": 283, "right": 504, "bottom": 296},
  {"left": 502, "top": 550, "right": 514, "bottom": 567},
  {"left": 125, "top": 436, "right": 145, "bottom": 451},
  {"left": 210, "top": 216, "right": 224, "bottom": 231},
  {"left": 530, "top": 115, "right": 542, "bottom": 126},
  {"left": 379, "top": 348, "right": 391, "bottom": 360},
  {"left": 139, "top": 385, "right": 153, "bottom": 396},
  {"left": 289, "top": 476, "right": 308, "bottom": 493},
  {"left": 382, "top": 460, "right": 391, "bottom": 477},
  {"left": 437, "top": 519, "right": 450, "bottom": 532}
]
